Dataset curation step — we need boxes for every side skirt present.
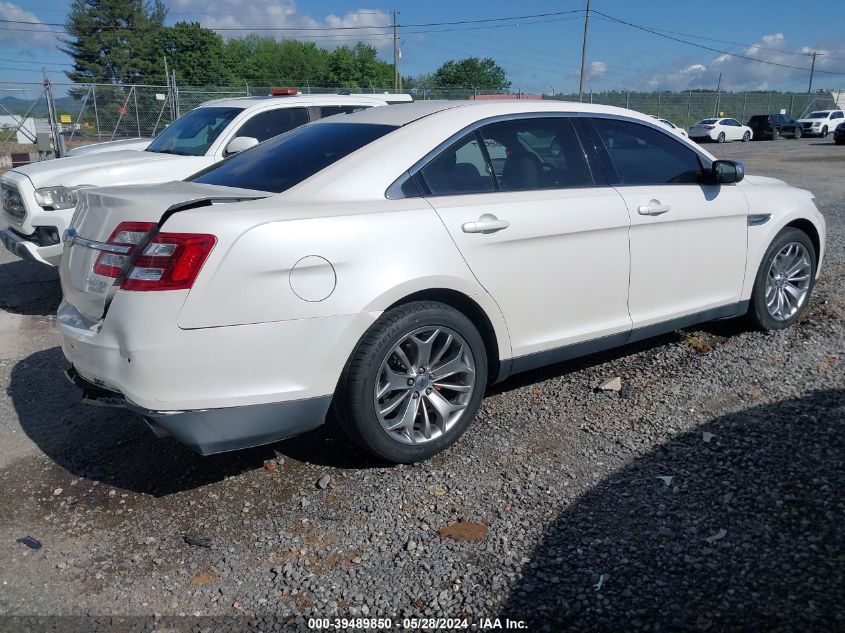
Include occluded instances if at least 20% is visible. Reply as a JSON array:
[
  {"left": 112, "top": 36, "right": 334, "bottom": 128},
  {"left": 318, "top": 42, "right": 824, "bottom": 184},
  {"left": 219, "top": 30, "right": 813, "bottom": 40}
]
[{"left": 502, "top": 301, "right": 748, "bottom": 380}]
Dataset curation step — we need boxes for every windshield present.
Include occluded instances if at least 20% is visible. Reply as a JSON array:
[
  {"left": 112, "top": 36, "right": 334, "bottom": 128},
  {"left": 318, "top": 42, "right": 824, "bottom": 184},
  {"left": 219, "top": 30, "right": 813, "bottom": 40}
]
[
  {"left": 697, "top": 119, "right": 718, "bottom": 125},
  {"left": 146, "top": 106, "right": 243, "bottom": 156},
  {"left": 807, "top": 111, "right": 830, "bottom": 119},
  {"left": 188, "top": 122, "right": 397, "bottom": 193}
]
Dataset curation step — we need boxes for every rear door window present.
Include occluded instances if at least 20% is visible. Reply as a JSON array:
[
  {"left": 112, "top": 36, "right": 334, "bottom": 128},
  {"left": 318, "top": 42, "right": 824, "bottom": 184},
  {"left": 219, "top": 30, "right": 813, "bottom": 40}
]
[
  {"left": 590, "top": 117, "right": 703, "bottom": 185},
  {"left": 418, "top": 133, "right": 495, "bottom": 196},
  {"left": 478, "top": 117, "right": 592, "bottom": 190}
]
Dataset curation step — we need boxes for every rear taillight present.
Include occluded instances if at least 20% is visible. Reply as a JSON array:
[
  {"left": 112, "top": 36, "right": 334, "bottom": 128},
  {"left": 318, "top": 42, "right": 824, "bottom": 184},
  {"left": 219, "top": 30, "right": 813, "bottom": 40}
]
[
  {"left": 121, "top": 233, "right": 216, "bottom": 291},
  {"left": 93, "top": 222, "right": 155, "bottom": 278},
  {"left": 92, "top": 221, "right": 215, "bottom": 291}
]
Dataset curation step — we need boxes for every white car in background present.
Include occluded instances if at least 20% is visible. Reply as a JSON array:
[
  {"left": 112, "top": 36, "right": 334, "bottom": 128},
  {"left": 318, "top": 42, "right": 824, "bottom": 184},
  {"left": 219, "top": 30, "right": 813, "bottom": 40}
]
[
  {"left": 688, "top": 118, "right": 753, "bottom": 143},
  {"left": 66, "top": 137, "right": 153, "bottom": 157},
  {"left": 651, "top": 116, "right": 688, "bottom": 138},
  {"left": 1, "top": 91, "right": 408, "bottom": 265},
  {"left": 58, "top": 100, "right": 825, "bottom": 463},
  {"left": 797, "top": 110, "right": 845, "bottom": 137}
]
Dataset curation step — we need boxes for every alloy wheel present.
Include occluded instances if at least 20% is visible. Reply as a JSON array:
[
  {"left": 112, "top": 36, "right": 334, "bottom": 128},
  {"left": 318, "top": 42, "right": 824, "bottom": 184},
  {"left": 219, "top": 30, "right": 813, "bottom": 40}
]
[
  {"left": 765, "top": 242, "right": 812, "bottom": 321},
  {"left": 374, "top": 326, "right": 475, "bottom": 445}
]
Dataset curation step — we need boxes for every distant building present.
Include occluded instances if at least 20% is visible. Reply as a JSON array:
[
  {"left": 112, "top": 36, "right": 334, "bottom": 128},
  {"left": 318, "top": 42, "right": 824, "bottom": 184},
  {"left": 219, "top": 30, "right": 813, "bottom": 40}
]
[{"left": 0, "top": 116, "right": 48, "bottom": 144}]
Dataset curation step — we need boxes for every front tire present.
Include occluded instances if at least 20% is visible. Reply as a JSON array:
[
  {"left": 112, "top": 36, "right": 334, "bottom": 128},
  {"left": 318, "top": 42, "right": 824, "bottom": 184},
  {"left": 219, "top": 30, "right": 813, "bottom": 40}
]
[
  {"left": 742, "top": 131, "right": 751, "bottom": 142},
  {"left": 772, "top": 127, "right": 780, "bottom": 140},
  {"left": 747, "top": 228, "right": 817, "bottom": 331},
  {"left": 335, "top": 301, "right": 488, "bottom": 463},
  {"left": 793, "top": 127, "right": 802, "bottom": 139},
  {"left": 717, "top": 132, "right": 726, "bottom": 143},
  {"left": 822, "top": 126, "right": 829, "bottom": 137}
]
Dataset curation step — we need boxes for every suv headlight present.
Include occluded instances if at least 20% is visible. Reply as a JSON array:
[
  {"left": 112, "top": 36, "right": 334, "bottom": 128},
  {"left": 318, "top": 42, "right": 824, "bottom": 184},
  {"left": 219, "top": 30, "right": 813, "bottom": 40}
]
[{"left": 34, "top": 186, "right": 79, "bottom": 210}]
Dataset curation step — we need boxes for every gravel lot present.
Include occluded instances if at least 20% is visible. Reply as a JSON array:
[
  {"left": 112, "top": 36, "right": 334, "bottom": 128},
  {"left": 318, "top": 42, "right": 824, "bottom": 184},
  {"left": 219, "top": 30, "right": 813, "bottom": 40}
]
[{"left": 0, "top": 137, "right": 842, "bottom": 632}]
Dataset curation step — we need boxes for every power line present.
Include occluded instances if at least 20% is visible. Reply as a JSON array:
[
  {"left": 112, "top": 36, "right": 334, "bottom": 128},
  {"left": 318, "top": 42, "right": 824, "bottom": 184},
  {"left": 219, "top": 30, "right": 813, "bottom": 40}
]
[{"left": 593, "top": 10, "right": 845, "bottom": 77}]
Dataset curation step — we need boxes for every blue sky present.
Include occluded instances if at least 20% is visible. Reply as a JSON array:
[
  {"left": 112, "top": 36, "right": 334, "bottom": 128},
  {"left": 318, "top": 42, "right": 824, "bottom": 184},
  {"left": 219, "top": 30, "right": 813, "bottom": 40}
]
[{"left": 2, "top": 0, "right": 844, "bottom": 96}]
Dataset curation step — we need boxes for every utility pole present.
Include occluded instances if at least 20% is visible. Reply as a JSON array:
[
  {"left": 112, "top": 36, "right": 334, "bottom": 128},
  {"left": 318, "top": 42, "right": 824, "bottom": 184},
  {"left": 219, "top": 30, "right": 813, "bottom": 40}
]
[
  {"left": 806, "top": 51, "right": 819, "bottom": 93},
  {"left": 392, "top": 10, "right": 399, "bottom": 93},
  {"left": 713, "top": 72, "right": 722, "bottom": 117},
  {"left": 578, "top": 0, "right": 591, "bottom": 103}
]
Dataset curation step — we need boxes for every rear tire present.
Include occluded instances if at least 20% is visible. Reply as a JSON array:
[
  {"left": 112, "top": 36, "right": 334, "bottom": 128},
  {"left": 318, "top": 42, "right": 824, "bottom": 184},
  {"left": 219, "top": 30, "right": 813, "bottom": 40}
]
[
  {"left": 772, "top": 127, "right": 780, "bottom": 140},
  {"left": 747, "top": 228, "right": 817, "bottom": 331},
  {"left": 717, "top": 132, "right": 726, "bottom": 143},
  {"left": 334, "top": 301, "right": 488, "bottom": 463}
]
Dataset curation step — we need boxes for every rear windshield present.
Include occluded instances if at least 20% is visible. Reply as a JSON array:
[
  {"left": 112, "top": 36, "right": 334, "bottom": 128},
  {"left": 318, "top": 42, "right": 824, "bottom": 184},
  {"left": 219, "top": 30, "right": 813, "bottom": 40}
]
[
  {"left": 697, "top": 119, "right": 718, "bottom": 124},
  {"left": 748, "top": 115, "right": 771, "bottom": 123},
  {"left": 188, "top": 122, "right": 397, "bottom": 193}
]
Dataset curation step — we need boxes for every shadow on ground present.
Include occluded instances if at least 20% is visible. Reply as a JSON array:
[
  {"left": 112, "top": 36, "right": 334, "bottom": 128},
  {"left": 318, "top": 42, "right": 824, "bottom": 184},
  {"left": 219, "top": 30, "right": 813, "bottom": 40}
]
[
  {"left": 500, "top": 389, "right": 845, "bottom": 632},
  {"left": 0, "top": 259, "right": 61, "bottom": 316},
  {"left": 8, "top": 347, "right": 382, "bottom": 496}
]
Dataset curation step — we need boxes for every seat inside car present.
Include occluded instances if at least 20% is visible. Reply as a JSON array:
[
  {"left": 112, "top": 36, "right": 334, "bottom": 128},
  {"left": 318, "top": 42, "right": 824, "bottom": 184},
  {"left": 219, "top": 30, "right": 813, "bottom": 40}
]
[{"left": 501, "top": 150, "right": 542, "bottom": 190}]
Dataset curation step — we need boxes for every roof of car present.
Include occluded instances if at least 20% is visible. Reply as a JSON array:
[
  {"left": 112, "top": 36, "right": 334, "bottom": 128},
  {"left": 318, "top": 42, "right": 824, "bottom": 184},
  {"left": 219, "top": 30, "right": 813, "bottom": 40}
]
[
  {"left": 198, "top": 93, "right": 404, "bottom": 109},
  {"left": 313, "top": 99, "right": 671, "bottom": 128}
]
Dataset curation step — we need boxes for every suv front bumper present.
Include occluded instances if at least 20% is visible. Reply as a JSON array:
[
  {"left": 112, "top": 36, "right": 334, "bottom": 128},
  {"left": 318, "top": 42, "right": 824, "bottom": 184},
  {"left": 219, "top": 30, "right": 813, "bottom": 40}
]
[{"left": 1, "top": 226, "right": 62, "bottom": 265}]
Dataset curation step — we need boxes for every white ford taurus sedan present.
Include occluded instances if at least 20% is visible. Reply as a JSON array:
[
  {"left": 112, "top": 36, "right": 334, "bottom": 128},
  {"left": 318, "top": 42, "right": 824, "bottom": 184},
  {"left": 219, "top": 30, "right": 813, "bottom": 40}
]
[
  {"left": 58, "top": 100, "right": 826, "bottom": 462},
  {"left": 688, "top": 117, "right": 753, "bottom": 143}
]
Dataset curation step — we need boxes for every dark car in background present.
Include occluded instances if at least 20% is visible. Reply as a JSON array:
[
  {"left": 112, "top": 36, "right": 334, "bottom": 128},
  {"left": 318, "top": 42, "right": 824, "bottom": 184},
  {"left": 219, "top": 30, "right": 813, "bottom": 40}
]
[
  {"left": 835, "top": 122, "right": 845, "bottom": 145},
  {"left": 747, "top": 114, "right": 802, "bottom": 140}
]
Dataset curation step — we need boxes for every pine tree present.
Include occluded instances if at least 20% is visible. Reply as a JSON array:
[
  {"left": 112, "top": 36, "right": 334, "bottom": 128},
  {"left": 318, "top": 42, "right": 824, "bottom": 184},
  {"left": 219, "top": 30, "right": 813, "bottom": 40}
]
[{"left": 61, "top": 0, "right": 167, "bottom": 84}]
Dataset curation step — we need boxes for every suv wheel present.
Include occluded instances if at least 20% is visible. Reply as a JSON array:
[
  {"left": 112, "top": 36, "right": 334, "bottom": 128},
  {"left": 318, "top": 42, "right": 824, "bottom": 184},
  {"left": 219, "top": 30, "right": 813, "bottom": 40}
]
[
  {"left": 772, "top": 127, "right": 780, "bottom": 140},
  {"left": 335, "top": 301, "right": 488, "bottom": 463},
  {"left": 747, "top": 228, "right": 816, "bottom": 331},
  {"left": 822, "top": 126, "right": 829, "bottom": 137},
  {"left": 794, "top": 127, "right": 802, "bottom": 139}
]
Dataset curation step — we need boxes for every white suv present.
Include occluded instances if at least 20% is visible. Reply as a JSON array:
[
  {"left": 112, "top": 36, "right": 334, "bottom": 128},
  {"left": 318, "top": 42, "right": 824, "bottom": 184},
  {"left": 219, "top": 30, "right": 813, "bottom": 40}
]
[
  {"left": 797, "top": 110, "right": 845, "bottom": 137},
  {"left": 1, "top": 92, "right": 408, "bottom": 265}
]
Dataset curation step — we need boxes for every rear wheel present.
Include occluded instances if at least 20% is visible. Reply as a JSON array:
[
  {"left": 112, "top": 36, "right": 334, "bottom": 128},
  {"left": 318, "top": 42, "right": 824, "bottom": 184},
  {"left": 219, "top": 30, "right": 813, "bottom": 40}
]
[
  {"left": 747, "top": 228, "right": 816, "bottom": 330},
  {"left": 335, "top": 301, "right": 487, "bottom": 463},
  {"left": 717, "top": 132, "right": 726, "bottom": 143},
  {"left": 772, "top": 127, "right": 780, "bottom": 140},
  {"left": 742, "top": 131, "right": 751, "bottom": 142}
]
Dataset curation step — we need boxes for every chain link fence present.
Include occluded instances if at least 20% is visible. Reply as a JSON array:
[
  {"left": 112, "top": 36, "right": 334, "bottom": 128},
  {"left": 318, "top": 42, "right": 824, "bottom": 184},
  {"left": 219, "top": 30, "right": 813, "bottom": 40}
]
[{"left": 1, "top": 80, "right": 842, "bottom": 168}]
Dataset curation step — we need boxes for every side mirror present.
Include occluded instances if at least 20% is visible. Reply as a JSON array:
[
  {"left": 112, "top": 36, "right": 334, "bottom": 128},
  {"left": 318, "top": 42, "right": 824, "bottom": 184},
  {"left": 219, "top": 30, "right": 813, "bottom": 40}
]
[
  {"left": 224, "top": 136, "right": 259, "bottom": 156},
  {"left": 711, "top": 159, "right": 744, "bottom": 184}
]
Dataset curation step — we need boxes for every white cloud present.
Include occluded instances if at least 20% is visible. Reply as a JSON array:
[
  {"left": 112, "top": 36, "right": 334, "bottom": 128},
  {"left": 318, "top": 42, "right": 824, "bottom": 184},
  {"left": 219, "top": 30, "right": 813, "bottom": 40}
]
[
  {"left": 641, "top": 33, "right": 845, "bottom": 92},
  {"left": 169, "top": 0, "right": 393, "bottom": 51},
  {"left": 588, "top": 60, "right": 607, "bottom": 80},
  {"left": 0, "top": 2, "right": 55, "bottom": 49}
]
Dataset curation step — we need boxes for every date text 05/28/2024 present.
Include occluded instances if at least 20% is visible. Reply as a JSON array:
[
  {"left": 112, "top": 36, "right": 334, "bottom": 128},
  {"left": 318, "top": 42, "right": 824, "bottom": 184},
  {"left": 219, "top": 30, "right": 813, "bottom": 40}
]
[{"left": 307, "top": 617, "right": 528, "bottom": 629}]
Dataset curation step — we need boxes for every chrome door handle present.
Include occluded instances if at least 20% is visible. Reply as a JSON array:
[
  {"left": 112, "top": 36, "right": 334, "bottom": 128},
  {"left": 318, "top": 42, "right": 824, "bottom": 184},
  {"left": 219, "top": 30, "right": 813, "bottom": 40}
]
[
  {"left": 462, "top": 213, "right": 510, "bottom": 234},
  {"left": 637, "top": 200, "right": 671, "bottom": 216}
]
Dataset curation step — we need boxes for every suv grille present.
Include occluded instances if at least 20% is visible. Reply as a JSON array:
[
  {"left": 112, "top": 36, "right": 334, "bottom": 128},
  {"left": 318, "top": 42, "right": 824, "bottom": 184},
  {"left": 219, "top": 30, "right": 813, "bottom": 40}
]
[{"left": 1, "top": 182, "right": 25, "bottom": 224}]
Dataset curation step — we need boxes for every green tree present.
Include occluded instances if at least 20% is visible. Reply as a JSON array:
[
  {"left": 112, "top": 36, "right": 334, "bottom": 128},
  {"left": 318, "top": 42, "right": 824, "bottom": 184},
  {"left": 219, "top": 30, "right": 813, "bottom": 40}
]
[
  {"left": 327, "top": 43, "right": 393, "bottom": 90},
  {"left": 433, "top": 57, "right": 510, "bottom": 91},
  {"left": 62, "top": 0, "right": 167, "bottom": 84},
  {"left": 223, "top": 35, "right": 329, "bottom": 87},
  {"left": 156, "top": 21, "right": 233, "bottom": 86}
]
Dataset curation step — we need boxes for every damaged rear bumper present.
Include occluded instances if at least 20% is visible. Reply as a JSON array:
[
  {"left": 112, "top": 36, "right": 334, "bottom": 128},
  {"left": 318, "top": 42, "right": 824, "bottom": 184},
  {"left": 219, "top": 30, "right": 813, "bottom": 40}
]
[{"left": 64, "top": 365, "right": 330, "bottom": 455}]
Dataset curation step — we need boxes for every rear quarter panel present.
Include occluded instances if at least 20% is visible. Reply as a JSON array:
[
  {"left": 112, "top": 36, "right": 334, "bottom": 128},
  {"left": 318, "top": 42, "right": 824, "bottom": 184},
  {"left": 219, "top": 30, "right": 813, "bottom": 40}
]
[{"left": 167, "top": 198, "right": 511, "bottom": 359}]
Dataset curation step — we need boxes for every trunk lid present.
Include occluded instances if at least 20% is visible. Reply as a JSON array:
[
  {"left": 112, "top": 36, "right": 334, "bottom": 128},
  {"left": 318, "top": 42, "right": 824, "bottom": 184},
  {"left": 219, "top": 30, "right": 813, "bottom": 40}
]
[{"left": 60, "top": 180, "right": 267, "bottom": 324}]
